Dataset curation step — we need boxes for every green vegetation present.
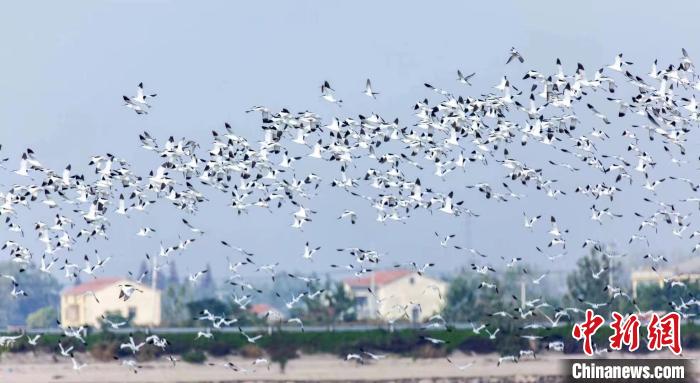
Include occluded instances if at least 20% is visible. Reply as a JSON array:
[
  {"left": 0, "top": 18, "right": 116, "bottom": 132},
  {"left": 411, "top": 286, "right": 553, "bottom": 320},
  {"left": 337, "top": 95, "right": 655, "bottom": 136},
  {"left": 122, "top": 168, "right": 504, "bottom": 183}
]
[
  {"left": 636, "top": 282, "right": 700, "bottom": 314},
  {"left": 182, "top": 349, "right": 206, "bottom": 363},
  {"left": 4, "top": 247, "right": 698, "bottom": 360},
  {"left": 2, "top": 322, "right": 700, "bottom": 359},
  {"left": 264, "top": 333, "right": 299, "bottom": 372},
  {"left": 25, "top": 306, "right": 58, "bottom": 329},
  {"left": 564, "top": 247, "right": 632, "bottom": 317},
  {"left": 0, "top": 262, "right": 60, "bottom": 327},
  {"left": 289, "top": 279, "right": 356, "bottom": 324},
  {"left": 443, "top": 271, "right": 504, "bottom": 323}
]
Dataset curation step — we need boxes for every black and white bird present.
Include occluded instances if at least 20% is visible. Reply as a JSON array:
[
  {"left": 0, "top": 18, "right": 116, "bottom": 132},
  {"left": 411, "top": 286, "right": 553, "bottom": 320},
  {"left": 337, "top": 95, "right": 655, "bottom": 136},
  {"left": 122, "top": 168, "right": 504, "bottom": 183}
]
[
  {"left": 363, "top": 79, "right": 379, "bottom": 99},
  {"left": 302, "top": 241, "right": 321, "bottom": 261},
  {"left": 123, "top": 82, "right": 157, "bottom": 114},
  {"left": 457, "top": 70, "right": 475, "bottom": 85},
  {"left": 506, "top": 47, "right": 524, "bottom": 64}
]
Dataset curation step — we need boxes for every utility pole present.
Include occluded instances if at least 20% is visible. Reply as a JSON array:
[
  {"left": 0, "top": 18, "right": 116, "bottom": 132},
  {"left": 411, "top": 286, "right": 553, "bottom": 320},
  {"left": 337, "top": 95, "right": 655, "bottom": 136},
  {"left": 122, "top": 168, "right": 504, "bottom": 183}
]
[
  {"left": 149, "top": 253, "right": 160, "bottom": 327},
  {"left": 607, "top": 253, "right": 613, "bottom": 298},
  {"left": 520, "top": 275, "right": 526, "bottom": 305},
  {"left": 151, "top": 253, "right": 158, "bottom": 290},
  {"left": 369, "top": 272, "right": 376, "bottom": 320},
  {"left": 465, "top": 216, "right": 472, "bottom": 249}
]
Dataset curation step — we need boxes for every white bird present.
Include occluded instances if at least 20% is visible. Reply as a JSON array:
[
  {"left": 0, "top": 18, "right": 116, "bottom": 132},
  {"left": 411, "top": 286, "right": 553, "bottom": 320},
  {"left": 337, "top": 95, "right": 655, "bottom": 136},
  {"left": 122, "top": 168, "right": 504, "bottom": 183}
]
[
  {"left": 26, "top": 334, "right": 41, "bottom": 346},
  {"left": 506, "top": 47, "right": 524, "bottom": 64},
  {"left": 120, "top": 334, "right": 145, "bottom": 354},
  {"left": 239, "top": 328, "right": 262, "bottom": 343},
  {"left": 182, "top": 218, "right": 205, "bottom": 235},
  {"left": 447, "top": 358, "right": 474, "bottom": 370},
  {"left": 39, "top": 255, "right": 59, "bottom": 273},
  {"left": 485, "top": 328, "right": 500, "bottom": 340},
  {"left": 457, "top": 70, "right": 475, "bottom": 85},
  {"left": 136, "top": 227, "right": 156, "bottom": 237},
  {"left": 71, "top": 357, "right": 88, "bottom": 371},
  {"left": 346, "top": 353, "right": 364, "bottom": 362},
  {"left": 532, "top": 273, "right": 548, "bottom": 284},
  {"left": 196, "top": 328, "right": 214, "bottom": 340},
  {"left": 362, "top": 349, "right": 386, "bottom": 360},
  {"left": 321, "top": 92, "right": 343, "bottom": 106},
  {"left": 123, "top": 82, "right": 157, "bottom": 114},
  {"left": 115, "top": 194, "right": 129, "bottom": 215},
  {"left": 435, "top": 232, "right": 455, "bottom": 247},
  {"left": 421, "top": 336, "right": 447, "bottom": 345},
  {"left": 592, "top": 267, "right": 608, "bottom": 279},
  {"left": 0, "top": 333, "right": 22, "bottom": 348},
  {"left": 188, "top": 269, "right": 209, "bottom": 283},
  {"left": 118, "top": 284, "right": 143, "bottom": 302},
  {"left": 523, "top": 213, "right": 541, "bottom": 230},
  {"left": 338, "top": 210, "right": 357, "bottom": 224},
  {"left": 252, "top": 358, "right": 270, "bottom": 370},
  {"left": 101, "top": 315, "right": 127, "bottom": 329},
  {"left": 287, "top": 317, "right": 305, "bottom": 332},
  {"left": 498, "top": 355, "right": 518, "bottom": 366},
  {"left": 14, "top": 153, "right": 29, "bottom": 176},
  {"left": 607, "top": 53, "right": 632, "bottom": 72},
  {"left": 58, "top": 343, "right": 74, "bottom": 358},
  {"left": 302, "top": 242, "right": 321, "bottom": 261},
  {"left": 363, "top": 79, "right": 379, "bottom": 98},
  {"left": 119, "top": 358, "right": 142, "bottom": 374}
]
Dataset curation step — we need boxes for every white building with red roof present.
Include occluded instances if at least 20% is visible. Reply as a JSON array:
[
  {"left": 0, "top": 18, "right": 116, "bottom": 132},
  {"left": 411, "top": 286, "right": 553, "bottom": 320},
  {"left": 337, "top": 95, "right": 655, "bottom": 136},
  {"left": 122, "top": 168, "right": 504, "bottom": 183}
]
[
  {"left": 60, "top": 277, "right": 161, "bottom": 328},
  {"left": 342, "top": 269, "right": 447, "bottom": 322},
  {"left": 248, "top": 303, "right": 284, "bottom": 323}
]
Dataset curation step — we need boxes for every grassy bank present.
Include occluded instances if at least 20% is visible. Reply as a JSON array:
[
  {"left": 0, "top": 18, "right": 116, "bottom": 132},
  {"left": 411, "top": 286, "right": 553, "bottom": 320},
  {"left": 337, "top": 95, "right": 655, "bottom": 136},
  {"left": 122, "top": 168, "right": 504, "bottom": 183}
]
[{"left": 2, "top": 324, "right": 699, "bottom": 362}]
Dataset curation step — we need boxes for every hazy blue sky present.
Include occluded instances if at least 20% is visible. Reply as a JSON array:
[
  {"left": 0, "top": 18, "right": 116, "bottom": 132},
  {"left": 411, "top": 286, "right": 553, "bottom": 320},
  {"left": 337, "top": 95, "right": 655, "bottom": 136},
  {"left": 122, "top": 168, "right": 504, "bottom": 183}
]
[{"left": 1, "top": 1, "right": 700, "bottom": 284}]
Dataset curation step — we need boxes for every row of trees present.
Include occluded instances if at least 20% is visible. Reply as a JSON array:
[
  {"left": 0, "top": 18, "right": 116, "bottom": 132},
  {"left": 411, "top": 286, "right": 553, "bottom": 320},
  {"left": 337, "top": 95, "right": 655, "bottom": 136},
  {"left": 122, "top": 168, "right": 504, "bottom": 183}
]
[
  {"left": 0, "top": 262, "right": 60, "bottom": 328},
  {"left": 444, "top": 247, "right": 693, "bottom": 324},
  {"left": 159, "top": 269, "right": 356, "bottom": 327},
  {"left": 3, "top": 247, "right": 694, "bottom": 329},
  {"left": 0, "top": 256, "right": 357, "bottom": 329}
]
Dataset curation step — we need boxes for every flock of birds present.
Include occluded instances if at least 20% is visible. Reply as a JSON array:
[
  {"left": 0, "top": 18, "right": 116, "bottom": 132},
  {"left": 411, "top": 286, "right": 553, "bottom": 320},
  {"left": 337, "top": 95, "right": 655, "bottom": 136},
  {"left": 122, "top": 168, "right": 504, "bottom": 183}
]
[{"left": 1, "top": 47, "right": 700, "bottom": 372}]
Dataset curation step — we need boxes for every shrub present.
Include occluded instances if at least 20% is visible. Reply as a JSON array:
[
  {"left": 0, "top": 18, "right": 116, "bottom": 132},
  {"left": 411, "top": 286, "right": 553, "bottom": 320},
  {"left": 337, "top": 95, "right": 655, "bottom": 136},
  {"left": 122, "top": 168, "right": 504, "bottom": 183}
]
[
  {"left": 240, "top": 344, "right": 264, "bottom": 359},
  {"left": 682, "top": 331, "right": 700, "bottom": 350},
  {"left": 412, "top": 344, "right": 447, "bottom": 358},
  {"left": 135, "top": 345, "right": 158, "bottom": 362},
  {"left": 89, "top": 341, "right": 119, "bottom": 361},
  {"left": 563, "top": 339, "right": 581, "bottom": 354},
  {"left": 495, "top": 333, "right": 524, "bottom": 355},
  {"left": 265, "top": 336, "right": 298, "bottom": 373},
  {"left": 207, "top": 341, "right": 231, "bottom": 357},
  {"left": 182, "top": 350, "right": 206, "bottom": 364},
  {"left": 26, "top": 306, "right": 58, "bottom": 329},
  {"left": 458, "top": 337, "right": 495, "bottom": 354}
]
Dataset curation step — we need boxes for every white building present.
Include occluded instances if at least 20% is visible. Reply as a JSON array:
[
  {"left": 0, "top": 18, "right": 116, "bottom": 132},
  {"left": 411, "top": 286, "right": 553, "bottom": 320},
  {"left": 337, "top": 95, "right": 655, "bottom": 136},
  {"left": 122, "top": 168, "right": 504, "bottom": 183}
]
[
  {"left": 631, "top": 257, "right": 700, "bottom": 298},
  {"left": 343, "top": 269, "right": 447, "bottom": 322},
  {"left": 60, "top": 277, "right": 161, "bottom": 328}
]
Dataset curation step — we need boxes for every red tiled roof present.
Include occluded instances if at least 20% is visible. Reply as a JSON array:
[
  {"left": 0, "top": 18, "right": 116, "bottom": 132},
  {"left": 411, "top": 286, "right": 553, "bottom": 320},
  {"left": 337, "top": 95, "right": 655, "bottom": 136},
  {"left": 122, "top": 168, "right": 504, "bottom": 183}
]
[
  {"left": 249, "top": 303, "right": 274, "bottom": 315},
  {"left": 343, "top": 269, "right": 413, "bottom": 288},
  {"left": 63, "top": 277, "right": 122, "bottom": 295}
]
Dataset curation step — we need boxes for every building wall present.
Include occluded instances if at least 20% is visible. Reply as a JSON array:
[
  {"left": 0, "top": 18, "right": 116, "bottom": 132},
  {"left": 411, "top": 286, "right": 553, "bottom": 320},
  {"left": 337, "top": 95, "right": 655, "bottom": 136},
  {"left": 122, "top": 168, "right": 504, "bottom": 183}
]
[
  {"left": 348, "top": 273, "right": 448, "bottom": 322},
  {"left": 60, "top": 280, "right": 161, "bottom": 328},
  {"left": 631, "top": 270, "right": 700, "bottom": 298},
  {"left": 350, "top": 288, "right": 374, "bottom": 320}
]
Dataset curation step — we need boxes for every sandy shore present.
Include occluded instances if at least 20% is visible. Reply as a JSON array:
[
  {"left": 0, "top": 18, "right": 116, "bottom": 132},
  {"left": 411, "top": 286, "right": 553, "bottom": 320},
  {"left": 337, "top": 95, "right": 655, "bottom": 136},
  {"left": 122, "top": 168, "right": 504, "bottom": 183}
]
[{"left": 0, "top": 351, "right": 694, "bottom": 383}]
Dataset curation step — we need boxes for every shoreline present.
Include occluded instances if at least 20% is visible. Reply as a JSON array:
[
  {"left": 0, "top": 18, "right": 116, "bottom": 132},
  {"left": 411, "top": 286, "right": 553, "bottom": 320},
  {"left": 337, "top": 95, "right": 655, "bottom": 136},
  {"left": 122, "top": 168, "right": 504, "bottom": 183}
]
[{"left": 0, "top": 351, "right": 694, "bottom": 383}]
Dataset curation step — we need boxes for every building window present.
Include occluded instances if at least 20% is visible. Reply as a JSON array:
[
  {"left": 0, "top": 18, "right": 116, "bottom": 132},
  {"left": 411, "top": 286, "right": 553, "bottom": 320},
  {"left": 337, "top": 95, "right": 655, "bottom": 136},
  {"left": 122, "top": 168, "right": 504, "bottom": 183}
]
[{"left": 66, "top": 305, "right": 79, "bottom": 322}]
